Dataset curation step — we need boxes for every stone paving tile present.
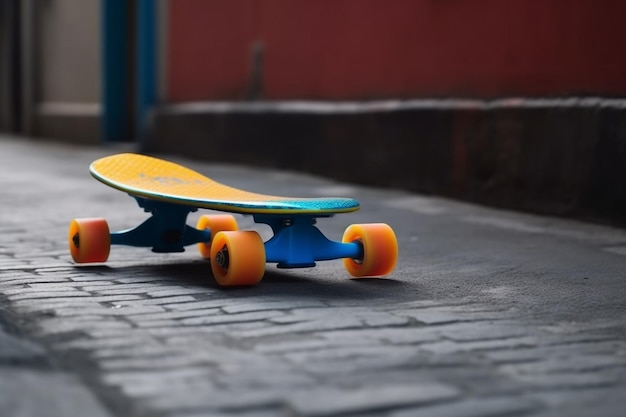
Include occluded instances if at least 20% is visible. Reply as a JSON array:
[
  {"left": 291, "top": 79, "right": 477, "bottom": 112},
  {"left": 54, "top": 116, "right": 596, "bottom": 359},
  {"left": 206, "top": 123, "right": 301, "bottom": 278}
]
[
  {"left": 513, "top": 372, "right": 620, "bottom": 390},
  {"left": 417, "top": 336, "right": 541, "bottom": 355},
  {"left": 318, "top": 326, "right": 442, "bottom": 345},
  {"left": 500, "top": 354, "right": 626, "bottom": 375},
  {"left": 52, "top": 305, "right": 166, "bottom": 317},
  {"left": 126, "top": 308, "right": 222, "bottom": 322},
  {"left": 36, "top": 317, "right": 134, "bottom": 335},
  {"left": 146, "top": 387, "right": 286, "bottom": 414},
  {"left": 267, "top": 306, "right": 372, "bottom": 323},
  {"left": 102, "top": 368, "right": 214, "bottom": 390},
  {"left": 155, "top": 320, "right": 270, "bottom": 337},
  {"left": 391, "top": 307, "right": 504, "bottom": 325},
  {"left": 283, "top": 343, "right": 418, "bottom": 364},
  {"left": 214, "top": 369, "right": 318, "bottom": 390},
  {"left": 181, "top": 310, "right": 284, "bottom": 325},
  {"left": 238, "top": 317, "right": 364, "bottom": 338},
  {"left": 163, "top": 299, "right": 235, "bottom": 311},
  {"left": 174, "top": 411, "right": 287, "bottom": 417},
  {"left": 133, "top": 319, "right": 180, "bottom": 328},
  {"left": 13, "top": 295, "right": 143, "bottom": 313},
  {"left": 392, "top": 396, "right": 541, "bottom": 417},
  {"left": 83, "top": 327, "right": 157, "bottom": 339},
  {"left": 483, "top": 340, "right": 626, "bottom": 364},
  {"left": 4, "top": 285, "right": 82, "bottom": 295},
  {"left": 287, "top": 383, "right": 461, "bottom": 416},
  {"left": 114, "top": 276, "right": 176, "bottom": 284},
  {"left": 221, "top": 299, "right": 328, "bottom": 314},
  {"left": 69, "top": 275, "right": 127, "bottom": 282},
  {"left": 527, "top": 386, "right": 626, "bottom": 417},
  {"left": 254, "top": 337, "right": 352, "bottom": 354},
  {"left": 0, "top": 276, "right": 71, "bottom": 288},
  {"left": 124, "top": 295, "right": 197, "bottom": 305},
  {"left": 0, "top": 369, "right": 114, "bottom": 417},
  {"left": 432, "top": 320, "right": 536, "bottom": 342},
  {"left": 99, "top": 353, "right": 219, "bottom": 371},
  {"left": 7, "top": 290, "right": 92, "bottom": 300},
  {"left": 147, "top": 288, "right": 212, "bottom": 297},
  {"left": 289, "top": 350, "right": 468, "bottom": 377},
  {"left": 56, "top": 335, "right": 160, "bottom": 350},
  {"left": 90, "top": 287, "right": 168, "bottom": 296}
]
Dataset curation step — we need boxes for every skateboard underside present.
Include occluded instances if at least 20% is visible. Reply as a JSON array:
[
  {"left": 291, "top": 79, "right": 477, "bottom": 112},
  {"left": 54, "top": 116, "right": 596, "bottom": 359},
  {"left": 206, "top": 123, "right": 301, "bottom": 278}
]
[{"left": 70, "top": 194, "right": 397, "bottom": 286}]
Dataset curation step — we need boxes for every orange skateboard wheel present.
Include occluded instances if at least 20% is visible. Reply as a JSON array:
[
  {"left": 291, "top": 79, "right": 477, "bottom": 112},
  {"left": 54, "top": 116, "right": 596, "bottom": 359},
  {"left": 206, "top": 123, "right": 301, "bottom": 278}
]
[
  {"left": 342, "top": 223, "right": 398, "bottom": 277},
  {"left": 68, "top": 218, "right": 111, "bottom": 263},
  {"left": 210, "top": 231, "right": 265, "bottom": 286},
  {"left": 196, "top": 214, "right": 239, "bottom": 258}
]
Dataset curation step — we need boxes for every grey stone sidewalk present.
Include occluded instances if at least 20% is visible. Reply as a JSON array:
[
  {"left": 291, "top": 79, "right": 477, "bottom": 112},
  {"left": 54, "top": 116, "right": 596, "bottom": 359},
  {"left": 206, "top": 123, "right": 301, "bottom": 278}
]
[{"left": 0, "top": 135, "right": 625, "bottom": 417}]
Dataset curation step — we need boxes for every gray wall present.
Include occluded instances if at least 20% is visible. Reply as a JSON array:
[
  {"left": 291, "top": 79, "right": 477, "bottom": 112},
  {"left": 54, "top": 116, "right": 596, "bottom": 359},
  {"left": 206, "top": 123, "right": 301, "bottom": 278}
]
[
  {"left": 24, "top": 0, "right": 102, "bottom": 142},
  {"left": 0, "top": 0, "right": 19, "bottom": 132}
]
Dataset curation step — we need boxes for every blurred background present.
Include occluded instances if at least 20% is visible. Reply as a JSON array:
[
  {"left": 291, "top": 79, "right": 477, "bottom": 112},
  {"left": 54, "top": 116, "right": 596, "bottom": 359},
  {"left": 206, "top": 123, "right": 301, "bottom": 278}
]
[{"left": 1, "top": 0, "right": 625, "bottom": 225}]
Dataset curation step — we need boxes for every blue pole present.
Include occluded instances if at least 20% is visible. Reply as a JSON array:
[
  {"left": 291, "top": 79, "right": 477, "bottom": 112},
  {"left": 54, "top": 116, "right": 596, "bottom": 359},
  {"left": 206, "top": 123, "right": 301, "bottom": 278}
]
[
  {"left": 101, "top": 0, "right": 129, "bottom": 142},
  {"left": 136, "top": 0, "right": 157, "bottom": 149}
]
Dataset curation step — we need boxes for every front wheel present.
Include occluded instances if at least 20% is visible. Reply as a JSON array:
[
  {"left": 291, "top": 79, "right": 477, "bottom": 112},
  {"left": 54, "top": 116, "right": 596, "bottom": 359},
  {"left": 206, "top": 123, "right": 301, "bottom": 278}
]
[
  {"left": 210, "top": 231, "right": 266, "bottom": 286},
  {"left": 342, "top": 223, "right": 398, "bottom": 277},
  {"left": 68, "top": 218, "right": 111, "bottom": 263}
]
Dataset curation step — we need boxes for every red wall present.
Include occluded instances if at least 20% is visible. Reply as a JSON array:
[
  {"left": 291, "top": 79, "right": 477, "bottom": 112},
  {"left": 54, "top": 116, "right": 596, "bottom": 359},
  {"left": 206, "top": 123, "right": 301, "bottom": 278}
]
[{"left": 167, "top": 0, "right": 626, "bottom": 102}]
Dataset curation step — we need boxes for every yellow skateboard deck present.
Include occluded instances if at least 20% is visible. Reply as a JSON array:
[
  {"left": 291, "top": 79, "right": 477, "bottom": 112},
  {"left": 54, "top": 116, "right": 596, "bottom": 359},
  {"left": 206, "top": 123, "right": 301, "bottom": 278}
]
[{"left": 90, "top": 153, "right": 360, "bottom": 215}]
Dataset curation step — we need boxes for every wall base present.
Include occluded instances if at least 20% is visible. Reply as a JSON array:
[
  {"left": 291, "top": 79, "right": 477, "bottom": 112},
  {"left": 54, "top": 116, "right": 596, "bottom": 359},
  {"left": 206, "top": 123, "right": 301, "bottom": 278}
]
[
  {"left": 148, "top": 99, "right": 626, "bottom": 227},
  {"left": 34, "top": 103, "right": 101, "bottom": 144}
]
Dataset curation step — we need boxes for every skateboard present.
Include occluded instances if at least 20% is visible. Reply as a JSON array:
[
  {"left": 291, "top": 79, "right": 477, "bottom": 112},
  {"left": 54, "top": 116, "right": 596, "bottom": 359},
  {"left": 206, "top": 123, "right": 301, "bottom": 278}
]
[{"left": 68, "top": 153, "right": 398, "bottom": 286}]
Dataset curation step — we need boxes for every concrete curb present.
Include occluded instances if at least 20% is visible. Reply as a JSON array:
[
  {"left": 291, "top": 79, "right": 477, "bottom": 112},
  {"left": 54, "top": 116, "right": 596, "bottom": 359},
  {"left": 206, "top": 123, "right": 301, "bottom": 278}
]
[{"left": 148, "top": 98, "right": 626, "bottom": 226}]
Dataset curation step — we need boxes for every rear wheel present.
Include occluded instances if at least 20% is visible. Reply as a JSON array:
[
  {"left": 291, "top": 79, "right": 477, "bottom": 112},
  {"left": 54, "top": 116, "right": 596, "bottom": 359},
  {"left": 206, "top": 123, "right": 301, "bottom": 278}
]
[
  {"left": 196, "top": 214, "right": 239, "bottom": 258},
  {"left": 68, "top": 218, "right": 111, "bottom": 263},
  {"left": 210, "top": 231, "right": 266, "bottom": 286},
  {"left": 342, "top": 223, "right": 398, "bottom": 277}
]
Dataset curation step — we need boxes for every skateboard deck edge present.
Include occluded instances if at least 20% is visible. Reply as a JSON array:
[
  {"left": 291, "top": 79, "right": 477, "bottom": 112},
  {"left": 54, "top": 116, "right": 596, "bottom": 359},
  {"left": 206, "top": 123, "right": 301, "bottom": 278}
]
[{"left": 89, "top": 154, "right": 360, "bottom": 215}]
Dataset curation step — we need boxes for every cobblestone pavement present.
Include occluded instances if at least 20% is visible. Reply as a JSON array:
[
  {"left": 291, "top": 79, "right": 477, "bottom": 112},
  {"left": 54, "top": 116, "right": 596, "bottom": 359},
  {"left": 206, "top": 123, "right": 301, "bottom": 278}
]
[{"left": 1, "top": 135, "right": 625, "bottom": 417}]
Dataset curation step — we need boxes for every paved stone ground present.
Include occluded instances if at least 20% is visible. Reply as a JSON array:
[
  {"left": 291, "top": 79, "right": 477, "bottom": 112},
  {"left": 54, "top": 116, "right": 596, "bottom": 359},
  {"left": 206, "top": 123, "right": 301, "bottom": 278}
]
[{"left": 0, "top": 135, "right": 625, "bottom": 417}]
